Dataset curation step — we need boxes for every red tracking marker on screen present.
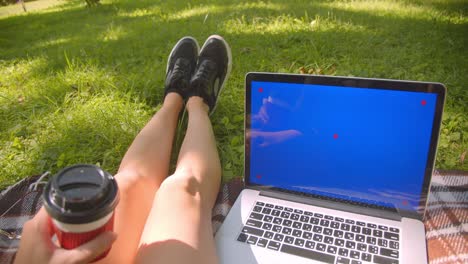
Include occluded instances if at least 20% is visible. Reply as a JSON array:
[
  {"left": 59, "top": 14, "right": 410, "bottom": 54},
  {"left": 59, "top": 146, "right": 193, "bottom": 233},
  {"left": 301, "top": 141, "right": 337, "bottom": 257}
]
[
  {"left": 258, "top": 87, "right": 263, "bottom": 93},
  {"left": 402, "top": 200, "right": 409, "bottom": 206},
  {"left": 256, "top": 175, "right": 262, "bottom": 179},
  {"left": 333, "top": 134, "right": 339, "bottom": 139},
  {"left": 421, "top": 100, "right": 427, "bottom": 106}
]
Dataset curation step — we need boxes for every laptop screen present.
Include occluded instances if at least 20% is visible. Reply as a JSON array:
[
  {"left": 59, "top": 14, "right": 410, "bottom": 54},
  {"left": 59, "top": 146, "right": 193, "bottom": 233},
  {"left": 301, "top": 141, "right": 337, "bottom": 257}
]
[{"left": 246, "top": 74, "right": 445, "bottom": 217}]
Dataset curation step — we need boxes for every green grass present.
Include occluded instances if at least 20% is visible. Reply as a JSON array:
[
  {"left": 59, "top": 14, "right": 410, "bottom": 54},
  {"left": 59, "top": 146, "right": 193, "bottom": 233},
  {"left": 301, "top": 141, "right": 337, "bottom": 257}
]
[{"left": 0, "top": 0, "right": 467, "bottom": 189}]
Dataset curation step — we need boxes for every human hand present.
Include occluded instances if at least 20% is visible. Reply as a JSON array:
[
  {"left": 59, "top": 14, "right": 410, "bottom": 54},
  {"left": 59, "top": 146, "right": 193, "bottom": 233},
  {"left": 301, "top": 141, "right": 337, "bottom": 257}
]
[
  {"left": 14, "top": 208, "right": 117, "bottom": 264},
  {"left": 248, "top": 129, "right": 302, "bottom": 147}
]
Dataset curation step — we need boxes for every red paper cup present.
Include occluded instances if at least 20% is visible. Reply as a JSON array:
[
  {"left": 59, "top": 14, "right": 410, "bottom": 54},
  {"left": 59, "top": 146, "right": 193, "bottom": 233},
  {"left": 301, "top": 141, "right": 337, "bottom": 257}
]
[{"left": 43, "top": 165, "right": 119, "bottom": 262}]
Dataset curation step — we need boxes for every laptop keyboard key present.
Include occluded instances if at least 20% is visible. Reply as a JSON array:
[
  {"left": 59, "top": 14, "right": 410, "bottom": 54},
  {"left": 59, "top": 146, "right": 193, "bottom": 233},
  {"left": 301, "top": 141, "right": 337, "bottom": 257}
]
[
  {"left": 265, "top": 203, "right": 274, "bottom": 208},
  {"left": 341, "top": 224, "right": 351, "bottom": 231},
  {"left": 389, "top": 241, "right": 399, "bottom": 249},
  {"left": 284, "top": 236, "right": 294, "bottom": 244},
  {"left": 378, "top": 238, "right": 388, "bottom": 247},
  {"left": 334, "top": 230, "right": 344, "bottom": 238},
  {"left": 302, "top": 231, "right": 312, "bottom": 240},
  {"left": 273, "top": 225, "right": 282, "bottom": 232},
  {"left": 336, "top": 257, "right": 351, "bottom": 264},
  {"left": 273, "top": 217, "right": 282, "bottom": 225},
  {"left": 267, "top": 241, "right": 281, "bottom": 251},
  {"left": 256, "top": 202, "right": 265, "bottom": 206},
  {"left": 303, "top": 223, "right": 312, "bottom": 231},
  {"left": 351, "top": 260, "right": 362, "bottom": 264},
  {"left": 367, "top": 236, "right": 376, "bottom": 245},
  {"left": 257, "top": 238, "right": 268, "bottom": 247},
  {"left": 246, "top": 219, "right": 262, "bottom": 228},
  {"left": 294, "top": 209, "right": 303, "bottom": 214},
  {"left": 338, "top": 248, "right": 349, "bottom": 257},
  {"left": 331, "top": 221, "right": 340, "bottom": 229},
  {"left": 345, "top": 241, "right": 356, "bottom": 249},
  {"left": 323, "top": 228, "right": 333, "bottom": 236},
  {"left": 300, "top": 215, "right": 310, "bottom": 223},
  {"left": 262, "top": 223, "right": 272, "bottom": 230},
  {"left": 282, "top": 227, "right": 292, "bottom": 235},
  {"left": 249, "top": 212, "right": 263, "bottom": 220},
  {"left": 290, "top": 214, "right": 300, "bottom": 220},
  {"left": 345, "top": 232, "right": 355, "bottom": 240},
  {"left": 304, "top": 211, "right": 313, "bottom": 216},
  {"left": 274, "top": 205, "right": 283, "bottom": 210},
  {"left": 373, "top": 229, "right": 383, "bottom": 238},
  {"left": 369, "top": 245, "right": 378, "bottom": 254},
  {"left": 350, "top": 250, "right": 360, "bottom": 259},
  {"left": 305, "top": 241, "right": 315, "bottom": 249},
  {"left": 247, "top": 236, "right": 258, "bottom": 245},
  {"left": 263, "top": 215, "right": 273, "bottom": 223},
  {"left": 274, "top": 233, "right": 284, "bottom": 242},
  {"left": 283, "top": 220, "right": 292, "bottom": 227},
  {"left": 320, "top": 219, "right": 330, "bottom": 227},
  {"left": 313, "top": 226, "right": 323, "bottom": 233},
  {"left": 362, "top": 227, "right": 372, "bottom": 235},
  {"left": 384, "top": 232, "right": 400, "bottom": 241},
  {"left": 379, "top": 225, "right": 388, "bottom": 231},
  {"left": 284, "top": 207, "right": 293, "bottom": 212},
  {"left": 351, "top": 225, "right": 361, "bottom": 233},
  {"left": 280, "top": 244, "right": 335, "bottom": 263},
  {"left": 281, "top": 212, "right": 291, "bottom": 218},
  {"left": 325, "top": 215, "right": 334, "bottom": 220},
  {"left": 292, "top": 229, "right": 302, "bottom": 237},
  {"left": 294, "top": 238, "right": 305, "bottom": 247},
  {"left": 327, "top": 245, "right": 337, "bottom": 254},
  {"left": 335, "top": 238, "right": 345, "bottom": 247},
  {"left": 373, "top": 255, "right": 399, "bottom": 264},
  {"left": 362, "top": 253, "right": 372, "bottom": 262},
  {"left": 346, "top": 219, "right": 355, "bottom": 225},
  {"left": 293, "top": 221, "right": 302, "bottom": 229},
  {"left": 389, "top": 227, "right": 399, "bottom": 233},
  {"left": 314, "top": 213, "right": 323, "bottom": 218},
  {"left": 324, "top": 236, "right": 334, "bottom": 244},
  {"left": 357, "top": 243, "right": 367, "bottom": 251},
  {"left": 237, "top": 233, "right": 248, "bottom": 242},
  {"left": 316, "top": 243, "right": 326, "bottom": 251},
  {"left": 313, "top": 234, "right": 323, "bottom": 242},
  {"left": 242, "top": 226, "right": 264, "bottom": 236},
  {"left": 264, "top": 231, "right": 274, "bottom": 239},
  {"left": 356, "top": 221, "right": 366, "bottom": 226},
  {"left": 253, "top": 206, "right": 262, "bottom": 212},
  {"left": 310, "top": 217, "right": 319, "bottom": 225},
  {"left": 272, "top": 210, "right": 281, "bottom": 216},
  {"left": 355, "top": 234, "right": 365, "bottom": 242},
  {"left": 380, "top": 248, "right": 399, "bottom": 258},
  {"left": 367, "top": 223, "right": 377, "bottom": 228},
  {"left": 262, "top": 208, "right": 272, "bottom": 214}
]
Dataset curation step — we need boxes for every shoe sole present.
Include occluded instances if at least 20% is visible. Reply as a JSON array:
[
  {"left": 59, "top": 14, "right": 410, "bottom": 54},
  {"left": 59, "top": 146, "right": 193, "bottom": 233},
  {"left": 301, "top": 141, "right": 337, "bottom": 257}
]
[
  {"left": 199, "top": 34, "right": 232, "bottom": 115},
  {"left": 166, "top": 36, "right": 200, "bottom": 74}
]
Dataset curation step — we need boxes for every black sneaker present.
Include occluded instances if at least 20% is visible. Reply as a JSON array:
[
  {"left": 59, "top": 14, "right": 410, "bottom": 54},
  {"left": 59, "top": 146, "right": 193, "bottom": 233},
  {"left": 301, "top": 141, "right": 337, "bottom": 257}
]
[
  {"left": 164, "top": 36, "right": 199, "bottom": 99},
  {"left": 188, "top": 35, "right": 232, "bottom": 115}
]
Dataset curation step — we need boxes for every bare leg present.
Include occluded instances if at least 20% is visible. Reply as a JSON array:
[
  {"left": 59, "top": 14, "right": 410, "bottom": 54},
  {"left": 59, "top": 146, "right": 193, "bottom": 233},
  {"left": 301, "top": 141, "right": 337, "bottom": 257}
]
[
  {"left": 97, "top": 93, "right": 183, "bottom": 264},
  {"left": 136, "top": 96, "right": 221, "bottom": 264}
]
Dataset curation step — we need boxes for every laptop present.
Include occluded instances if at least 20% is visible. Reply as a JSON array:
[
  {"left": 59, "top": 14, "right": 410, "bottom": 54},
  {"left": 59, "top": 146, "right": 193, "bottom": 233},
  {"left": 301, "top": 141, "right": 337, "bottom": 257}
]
[{"left": 215, "top": 72, "right": 446, "bottom": 264}]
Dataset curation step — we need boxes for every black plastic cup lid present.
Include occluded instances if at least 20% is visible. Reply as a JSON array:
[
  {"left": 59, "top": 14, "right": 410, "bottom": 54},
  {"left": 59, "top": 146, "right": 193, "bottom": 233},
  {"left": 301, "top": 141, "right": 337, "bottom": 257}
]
[{"left": 43, "top": 164, "right": 119, "bottom": 224}]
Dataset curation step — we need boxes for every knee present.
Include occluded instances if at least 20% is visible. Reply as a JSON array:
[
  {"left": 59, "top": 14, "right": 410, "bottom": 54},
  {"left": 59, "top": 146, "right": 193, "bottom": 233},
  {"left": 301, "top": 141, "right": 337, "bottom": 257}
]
[{"left": 156, "top": 173, "right": 203, "bottom": 207}]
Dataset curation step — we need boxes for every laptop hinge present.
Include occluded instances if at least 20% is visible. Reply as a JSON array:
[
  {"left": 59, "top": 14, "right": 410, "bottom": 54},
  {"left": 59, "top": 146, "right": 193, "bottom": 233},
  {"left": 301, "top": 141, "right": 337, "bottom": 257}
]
[{"left": 259, "top": 190, "right": 402, "bottom": 221}]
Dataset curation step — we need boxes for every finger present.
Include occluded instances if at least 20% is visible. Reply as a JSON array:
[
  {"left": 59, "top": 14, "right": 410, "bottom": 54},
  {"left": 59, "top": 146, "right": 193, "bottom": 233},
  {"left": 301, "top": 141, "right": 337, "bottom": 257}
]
[
  {"left": 64, "top": 232, "right": 117, "bottom": 263},
  {"left": 33, "top": 208, "right": 55, "bottom": 236}
]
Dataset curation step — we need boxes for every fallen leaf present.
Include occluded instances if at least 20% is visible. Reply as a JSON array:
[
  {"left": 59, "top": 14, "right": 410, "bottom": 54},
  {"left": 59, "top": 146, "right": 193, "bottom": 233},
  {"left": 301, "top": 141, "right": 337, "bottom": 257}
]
[{"left": 460, "top": 150, "right": 466, "bottom": 163}]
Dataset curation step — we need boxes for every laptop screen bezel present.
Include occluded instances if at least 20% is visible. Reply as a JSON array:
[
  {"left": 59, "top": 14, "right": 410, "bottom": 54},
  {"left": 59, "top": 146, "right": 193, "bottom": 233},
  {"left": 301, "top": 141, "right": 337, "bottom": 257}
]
[{"left": 244, "top": 72, "right": 446, "bottom": 220}]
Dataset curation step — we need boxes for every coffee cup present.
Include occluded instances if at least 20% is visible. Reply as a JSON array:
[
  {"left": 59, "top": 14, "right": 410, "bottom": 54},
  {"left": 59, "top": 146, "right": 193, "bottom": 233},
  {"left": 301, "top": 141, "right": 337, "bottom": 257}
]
[{"left": 43, "top": 164, "right": 119, "bottom": 261}]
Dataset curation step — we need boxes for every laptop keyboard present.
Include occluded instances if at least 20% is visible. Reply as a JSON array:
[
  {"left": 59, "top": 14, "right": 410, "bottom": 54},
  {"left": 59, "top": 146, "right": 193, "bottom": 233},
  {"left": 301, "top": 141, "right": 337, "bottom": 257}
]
[{"left": 236, "top": 201, "right": 400, "bottom": 264}]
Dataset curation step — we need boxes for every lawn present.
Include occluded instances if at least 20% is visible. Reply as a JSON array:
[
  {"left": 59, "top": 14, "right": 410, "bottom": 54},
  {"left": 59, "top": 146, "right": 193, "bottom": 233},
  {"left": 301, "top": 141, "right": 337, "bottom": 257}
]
[{"left": 0, "top": 0, "right": 467, "bottom": 190}]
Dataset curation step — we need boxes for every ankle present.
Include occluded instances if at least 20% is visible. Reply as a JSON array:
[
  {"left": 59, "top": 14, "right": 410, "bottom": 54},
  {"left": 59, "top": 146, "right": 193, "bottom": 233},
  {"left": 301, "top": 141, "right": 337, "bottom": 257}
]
[
  {"left": 186, "top": 96, "right": 209, "bottom": 114},
  {"left": 163, "top": 92, "right": 184, "bottom": 111}
]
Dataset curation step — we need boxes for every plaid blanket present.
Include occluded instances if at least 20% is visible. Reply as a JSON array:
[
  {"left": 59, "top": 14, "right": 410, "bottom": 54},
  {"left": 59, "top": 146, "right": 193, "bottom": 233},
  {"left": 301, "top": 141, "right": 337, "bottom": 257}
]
[{"left": 1, "top": 170, "right": 466, "bottom": 263}]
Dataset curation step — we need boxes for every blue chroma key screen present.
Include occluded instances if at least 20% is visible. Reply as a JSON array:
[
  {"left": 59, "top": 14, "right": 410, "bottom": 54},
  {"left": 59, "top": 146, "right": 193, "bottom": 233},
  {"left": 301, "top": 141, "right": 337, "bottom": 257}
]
[{"left": 249, "top": 81, "right": 438, "bottom": 212}]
